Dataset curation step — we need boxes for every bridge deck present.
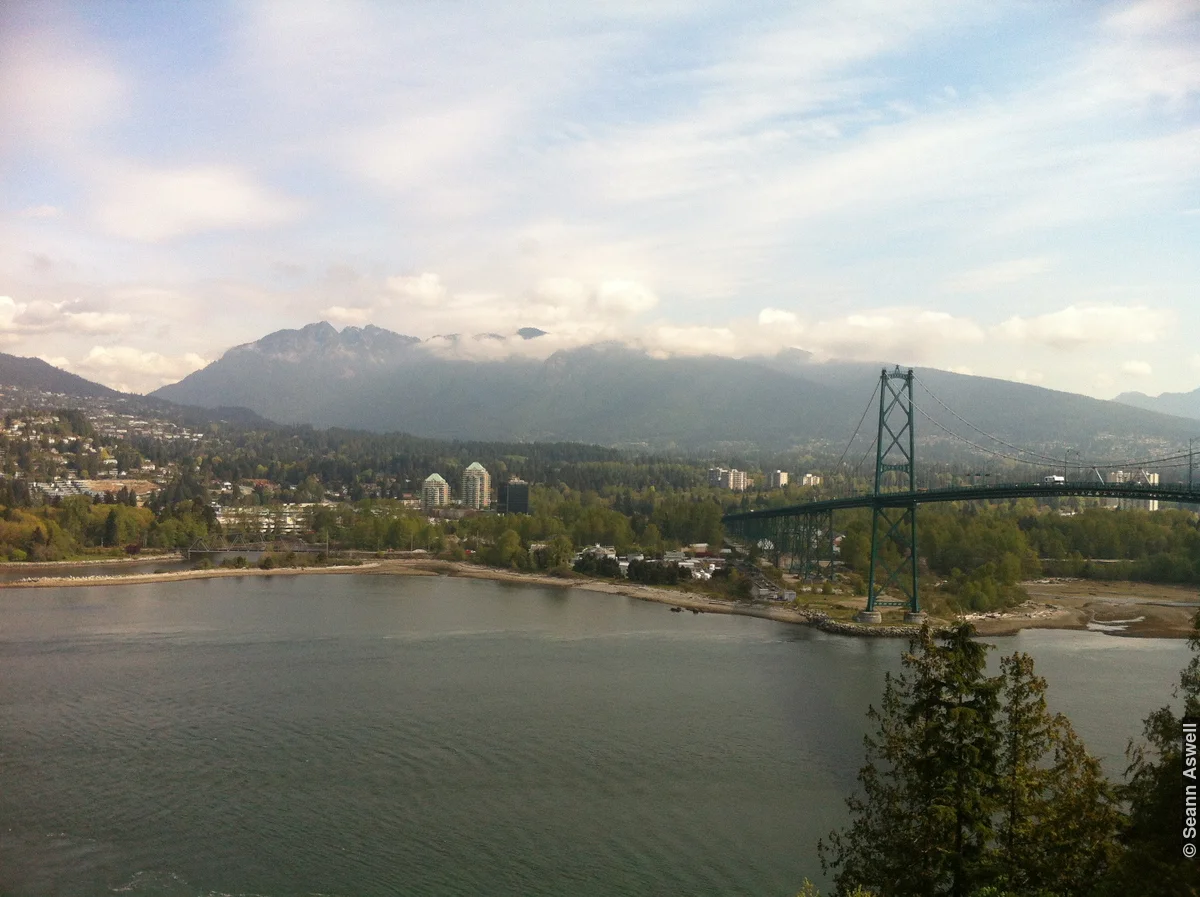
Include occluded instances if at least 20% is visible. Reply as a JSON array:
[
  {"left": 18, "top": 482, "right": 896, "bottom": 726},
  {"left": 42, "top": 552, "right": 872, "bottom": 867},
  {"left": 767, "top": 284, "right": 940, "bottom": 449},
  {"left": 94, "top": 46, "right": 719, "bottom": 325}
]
[{"left": 722, "top": 481, "right": 1200, "bottom": 522}]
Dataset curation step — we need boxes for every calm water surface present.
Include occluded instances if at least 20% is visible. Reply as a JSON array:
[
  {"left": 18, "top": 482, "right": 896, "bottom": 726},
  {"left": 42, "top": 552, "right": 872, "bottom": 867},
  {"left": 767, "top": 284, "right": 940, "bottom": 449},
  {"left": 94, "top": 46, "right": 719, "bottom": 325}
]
[{"left": 0, "top": 574, "right": 1187, "bottom": 896}]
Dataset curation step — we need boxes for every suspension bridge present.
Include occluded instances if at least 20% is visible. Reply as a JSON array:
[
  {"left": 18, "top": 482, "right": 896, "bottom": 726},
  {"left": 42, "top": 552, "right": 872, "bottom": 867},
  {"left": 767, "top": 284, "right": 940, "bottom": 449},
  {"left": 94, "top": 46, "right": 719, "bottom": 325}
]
[{"left": 721, "top": 367, "right": 1200, "bottom": 624}]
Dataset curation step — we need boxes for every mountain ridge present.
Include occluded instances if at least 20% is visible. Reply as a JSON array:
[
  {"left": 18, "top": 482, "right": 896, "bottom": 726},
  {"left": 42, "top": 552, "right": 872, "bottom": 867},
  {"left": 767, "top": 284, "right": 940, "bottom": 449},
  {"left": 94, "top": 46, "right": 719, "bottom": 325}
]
[
  {"left": 151, "top": 322, "right": 1200, "bottom": 454},
  {"left": 0, "top": 351, "right": 273, "bottom": 429},
  {"left": 1114, "top": 386, "right": 1200, "bottom": 422},
  {"left": 0, "top": 353, "right": 123, "bottom": 399}
]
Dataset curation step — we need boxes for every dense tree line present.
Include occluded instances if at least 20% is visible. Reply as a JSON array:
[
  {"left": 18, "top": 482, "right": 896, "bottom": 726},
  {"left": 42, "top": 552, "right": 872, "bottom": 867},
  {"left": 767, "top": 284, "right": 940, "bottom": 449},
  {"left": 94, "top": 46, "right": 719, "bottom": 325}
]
[{"left": 627, "top": 559, "right": 691, "bottom": 585}]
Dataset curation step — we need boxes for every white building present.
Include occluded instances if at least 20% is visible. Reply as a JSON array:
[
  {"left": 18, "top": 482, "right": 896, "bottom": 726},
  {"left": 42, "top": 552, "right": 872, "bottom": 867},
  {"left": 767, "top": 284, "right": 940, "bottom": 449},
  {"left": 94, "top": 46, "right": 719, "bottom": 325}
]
[
  {"left": 768, "top": 470, "right": 789, "bottom": 488},
  {"left": 801, "top": 473, "right": 822, "bottom": 487},
  {"left": 422, "top": 473, "right": 450, "bottom": 510},
  {"left": 711, "top": 466, "right": 750, "bottom": 491},
  {"left": 461, "top": 462, "right": 491, "bottom": 509}
]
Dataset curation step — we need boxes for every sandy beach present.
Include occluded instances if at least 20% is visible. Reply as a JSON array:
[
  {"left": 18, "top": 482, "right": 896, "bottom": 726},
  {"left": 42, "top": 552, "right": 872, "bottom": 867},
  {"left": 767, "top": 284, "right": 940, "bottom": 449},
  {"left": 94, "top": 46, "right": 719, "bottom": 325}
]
[{"left": 2, "top": 557, "right": 1196, "bottom": 639}]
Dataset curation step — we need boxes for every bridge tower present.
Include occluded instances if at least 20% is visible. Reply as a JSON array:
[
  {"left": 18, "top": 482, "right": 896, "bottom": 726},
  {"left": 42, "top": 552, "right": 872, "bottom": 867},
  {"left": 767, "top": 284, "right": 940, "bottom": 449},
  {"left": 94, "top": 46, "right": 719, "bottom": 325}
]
[{"left": 858, "top": 367, "right": 924, "bottom": 624}]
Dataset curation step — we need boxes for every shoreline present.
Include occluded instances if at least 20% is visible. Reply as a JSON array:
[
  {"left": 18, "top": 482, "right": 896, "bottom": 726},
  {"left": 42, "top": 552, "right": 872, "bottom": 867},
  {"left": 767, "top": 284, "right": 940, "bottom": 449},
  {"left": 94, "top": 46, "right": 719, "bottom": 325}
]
[
  {"left": 0, "top": 552, "right": 185, "bottom": 570},
  {"left": 2, "top": 558, "right": 1193, "bottom": 639},
  {"left": 0, "top": 562, "right": 380, "bottom": 588}
]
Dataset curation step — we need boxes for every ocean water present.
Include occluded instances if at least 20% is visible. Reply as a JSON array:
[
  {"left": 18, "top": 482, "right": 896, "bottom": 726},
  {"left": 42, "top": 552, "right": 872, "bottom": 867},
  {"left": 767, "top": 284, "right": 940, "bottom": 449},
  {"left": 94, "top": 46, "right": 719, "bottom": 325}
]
[{"left": 0, "top": 574, "right": 1188, "bottom": 896}]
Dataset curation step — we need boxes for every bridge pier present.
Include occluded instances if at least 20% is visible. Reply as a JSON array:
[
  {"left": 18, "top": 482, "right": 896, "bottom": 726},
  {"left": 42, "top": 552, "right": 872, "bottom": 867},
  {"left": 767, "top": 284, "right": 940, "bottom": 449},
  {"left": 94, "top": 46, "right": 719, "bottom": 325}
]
[
  {"left": 856, "top": 610, "right": 882, "bottom": 624},
  {"left": 903, "top": 611, "right": 926, "bottom": 625}
]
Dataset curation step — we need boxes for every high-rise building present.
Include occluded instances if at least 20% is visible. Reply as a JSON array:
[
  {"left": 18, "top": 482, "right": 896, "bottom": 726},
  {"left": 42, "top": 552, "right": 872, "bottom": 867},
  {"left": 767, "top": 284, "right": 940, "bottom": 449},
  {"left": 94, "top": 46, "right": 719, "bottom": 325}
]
[
  {"left": 422, "top": 473, "right": 449, "bottom": 510},
  {"left": 461, "top": 462, "right": 491, "bottom": 509},
  {"left": 801, "top": 473, "right": 821, "bottom": 487},
  {"left": 768, "top": 470, "right": 788, "bottom": 488},
  {"left": 708, "top": 467, "right": 727, "bottom": 487},
  {"left": 500, "top": 478, "right": 530, "bottom": 514}
]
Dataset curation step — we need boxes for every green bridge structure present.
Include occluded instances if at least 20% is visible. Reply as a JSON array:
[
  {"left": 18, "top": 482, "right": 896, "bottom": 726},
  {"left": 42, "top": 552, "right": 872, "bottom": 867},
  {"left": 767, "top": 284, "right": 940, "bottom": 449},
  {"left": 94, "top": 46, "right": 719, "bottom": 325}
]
[{"left": 721, "top": 367, "right": 1200, "bottom": 625}]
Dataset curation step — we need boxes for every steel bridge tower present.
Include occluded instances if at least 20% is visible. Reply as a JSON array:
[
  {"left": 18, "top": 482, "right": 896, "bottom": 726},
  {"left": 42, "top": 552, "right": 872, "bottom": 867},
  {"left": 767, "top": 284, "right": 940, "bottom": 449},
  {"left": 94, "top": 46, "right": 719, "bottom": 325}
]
[{"left": 858, "top": 367, "right": 924, "bottom": 624}]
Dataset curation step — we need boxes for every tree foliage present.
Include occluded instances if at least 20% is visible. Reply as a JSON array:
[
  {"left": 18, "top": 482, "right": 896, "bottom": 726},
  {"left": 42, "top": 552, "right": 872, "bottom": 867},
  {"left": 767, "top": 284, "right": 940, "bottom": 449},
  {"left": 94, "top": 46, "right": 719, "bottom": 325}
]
[
  {"left": 1101, "top": 616, "right": 1200, "bottom": 896},
  {"left": 820, "top": 624, "right": 1120, "bottom": 897}
]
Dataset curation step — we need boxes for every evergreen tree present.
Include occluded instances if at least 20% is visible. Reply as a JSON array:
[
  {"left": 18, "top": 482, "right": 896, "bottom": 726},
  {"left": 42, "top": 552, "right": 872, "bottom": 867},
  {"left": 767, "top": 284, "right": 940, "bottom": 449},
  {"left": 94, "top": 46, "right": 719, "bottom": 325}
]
[
  {"left": 993, "top": 653, "right": 1120, "bottom": 895},
  {"left": 1102, "top": 613, "right": 1200, "bottom": 896},
  {"left": 820, "top": 623, "right": 1001, "bottom": 897},
  {"left": 103, "top": 509, "right": 119, "bottom": 547},
  {"left": 822, "top": 625, "right": 1119, "bottom": 897}
]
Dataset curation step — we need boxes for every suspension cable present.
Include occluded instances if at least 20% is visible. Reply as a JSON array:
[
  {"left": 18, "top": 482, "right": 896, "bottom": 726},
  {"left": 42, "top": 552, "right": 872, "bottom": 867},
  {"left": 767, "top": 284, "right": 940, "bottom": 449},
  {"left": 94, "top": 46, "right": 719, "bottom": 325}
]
[
  {"left": 853, "top": 435, "right": 878, "bottom": 477},
  {"left": 913, "top": 373, "right": 1198, "bottom": 469},
  {"left": 834, "top": 379, "right": 881, "bottom": 470},
  {"left": 912, "top": 374, "right": 1066, "bottom": 465},
  {"left": 913, "top": 404, "right": 1063, "bottom": 467}
]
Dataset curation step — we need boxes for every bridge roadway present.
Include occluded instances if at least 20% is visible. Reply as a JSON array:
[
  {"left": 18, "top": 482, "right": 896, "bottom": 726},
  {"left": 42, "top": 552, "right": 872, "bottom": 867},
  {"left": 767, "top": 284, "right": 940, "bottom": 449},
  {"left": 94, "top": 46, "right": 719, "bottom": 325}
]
[{"left": 721, "top": 480, "right": 1200, "bottom": 523}]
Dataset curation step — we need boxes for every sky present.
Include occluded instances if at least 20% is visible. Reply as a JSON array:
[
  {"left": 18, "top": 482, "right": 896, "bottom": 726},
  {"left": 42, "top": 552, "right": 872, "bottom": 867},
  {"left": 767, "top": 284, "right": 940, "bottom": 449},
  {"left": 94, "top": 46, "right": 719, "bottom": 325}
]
[{"left": 1, "top": 0, "right": 1198, "bottom": 397}]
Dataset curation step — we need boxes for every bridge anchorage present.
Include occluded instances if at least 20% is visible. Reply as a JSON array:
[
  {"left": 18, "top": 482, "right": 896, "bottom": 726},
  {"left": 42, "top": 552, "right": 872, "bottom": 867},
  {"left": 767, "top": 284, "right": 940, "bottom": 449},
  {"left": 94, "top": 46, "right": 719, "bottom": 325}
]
[{"left": 720, "top": 366, "right": 1200, "bottom": 625}]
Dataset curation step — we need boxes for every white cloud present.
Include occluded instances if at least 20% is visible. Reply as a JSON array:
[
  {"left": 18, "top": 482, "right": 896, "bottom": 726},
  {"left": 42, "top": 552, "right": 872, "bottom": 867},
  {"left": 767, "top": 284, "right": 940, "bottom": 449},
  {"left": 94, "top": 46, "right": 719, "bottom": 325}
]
[
  {"left": 646, "top": 325, "right": 738, "bottom": 357},
  {"left": 344, "top": 103, "right": 514, "bottom": 195},
  {"left": 0, "top": 27, "right": 124, "bottom": 149},
  {"left": 593, "top": 280, "right": 658, "bottom": 316},
  {"left": 19, "top": 205, "right": 61, "bottom": 219},
  {"left": 375, "top": 273, "right": 656, "bottom": 342},
  {"left": 92, "top": 166, "right": 303, "bottom": 242},
  {"left": 801, "top": 308, "right": 984, "bottom": 361},
  {"left": 0, "top": 297, "right": 21, "bottom": 329},
  {"left": 58, "top": 311, "right": 133, "bottom": 333},
  {"left": 73, "top": 346, "right": 208, "bottom": 393},
  {"left": 3, "top": 4, "right": 1200, "bottom": 401},
  {"left": 321, "top": 305, "right": 371, "bottom": 325},
  {"left": 994, "top": 305, "right": 1167, "bottom": 349},
  {"left": 944, "top": 257, "right": 1051, "bottom": 292},
  {"left": 1013, "top": 369, "right": 1044, "bottom": 384},
  {"left": 386, "top": 273, "right": 449, "bottom": 307},
  {"left": 1120, "top": 360, "right": 1152, "bottom": 377},
  {"left": 758, "top": 307, "right": 800, "bottom": 327},
  {"left": 0, "top": 295, "right": 133, "bottom": 336}
]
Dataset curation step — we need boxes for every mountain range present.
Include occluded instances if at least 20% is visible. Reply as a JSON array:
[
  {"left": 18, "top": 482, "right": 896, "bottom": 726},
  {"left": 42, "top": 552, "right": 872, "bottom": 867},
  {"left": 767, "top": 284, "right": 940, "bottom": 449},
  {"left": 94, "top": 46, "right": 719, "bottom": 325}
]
[
  {"left": 147, "top": 322, "right": 1200, "bottom": 456},
  {"left": 1114, "top": 387, "right": 1200, "bottom": 422}
]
